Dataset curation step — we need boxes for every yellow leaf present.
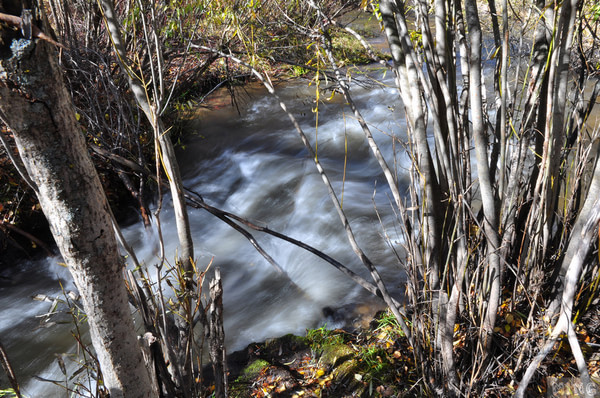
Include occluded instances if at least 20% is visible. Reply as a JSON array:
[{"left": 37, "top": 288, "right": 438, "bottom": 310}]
[
  {"left": 504, "top": 324, "right": 511, "bottom": 333},
  {"left": 490, "top": 46, "right": 501, "bottom": 59},
  {"left": 316, "top": 368, "right": 325, "bottom": 378},
  {"left": 75, "top": 113, "right": 81, "bottom": 121}
]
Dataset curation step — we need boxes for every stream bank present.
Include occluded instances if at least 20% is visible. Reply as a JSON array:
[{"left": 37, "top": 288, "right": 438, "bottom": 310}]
[
  {"left": 216, "top": 306, "right": 600, "bottom": 398},
  {"left": 215, "top": 309, "right": 416, "bottom": 398}
]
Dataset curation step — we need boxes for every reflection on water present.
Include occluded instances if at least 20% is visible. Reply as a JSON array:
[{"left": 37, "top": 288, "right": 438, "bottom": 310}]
[{"left": 0, "top": 69, "right": 407, "bottom": 396}]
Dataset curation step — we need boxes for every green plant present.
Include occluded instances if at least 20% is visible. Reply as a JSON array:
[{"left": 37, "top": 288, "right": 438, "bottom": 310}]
[
  {"left": 305, "top": 325, "right": 345, "bottom": 349},
  {"left": 0, "top": 389, "right": 21, "bottom": 398},
  {"left": 232, "top": 359, "right": 271, "bottom": 384},
  {"left": 289, "top": 65, "right": 309, "bottom": 77},
  {"left": 592, "top": 4, "right": 600, "bottom": 21},
  {"left": 358, "top": 346, "right": 392, "bottom": 382},
  {"left": 330, "top": 31, "right": 390, "bottom": 66},
  {"left": 375, "top": 310, "right": 404, "bottom": 337}
]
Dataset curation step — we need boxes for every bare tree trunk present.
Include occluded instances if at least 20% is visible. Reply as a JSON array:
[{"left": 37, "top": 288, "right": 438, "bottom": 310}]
[
  {"left": 98, "top": 0, "right": 194, "bottom": 273},
  {"left": 0, "top": 3, "right": 156, "bottom": 397},
  {"left": 542, "top": 0, "right": 581, "bottom": 318},
  {"left": 380, "top": 0, "right": 442, "bottom": 290},
  {"left": 517, "top": 154, "right": 600, "bottom": 396},
  {"left": 208, "top": 269, "right": 227, "bottom": 398},
  {"left": 98, "top": 2, "right": 197, "bottom": 394},
  {"left": 465, "top": 0, "right": 502, "bottom": 355}
]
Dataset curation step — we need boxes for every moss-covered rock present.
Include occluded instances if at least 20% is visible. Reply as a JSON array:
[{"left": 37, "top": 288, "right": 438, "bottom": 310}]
[
  {"left": 240, "top": 358, "right": 270, "bottom": 381},
  {"left": 320, "top": 343, "right": 355, "bottom": 368},
  {"left": 261, "top": 333, "right": 308, "bottom": 358},
  {"left": 318, "top": 343, "right": 368, "bottom": 396},
  {"left": 224, "top": 314, "right": 415, "bottom": 397},
  {"left": 228, "top": 359, "right": 271, "bottom": 398}
]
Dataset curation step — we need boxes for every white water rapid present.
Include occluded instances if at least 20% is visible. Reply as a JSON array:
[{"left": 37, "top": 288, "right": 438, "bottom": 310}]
[{"left": 0, "top": 69, "right": 409, "bottom": 396}]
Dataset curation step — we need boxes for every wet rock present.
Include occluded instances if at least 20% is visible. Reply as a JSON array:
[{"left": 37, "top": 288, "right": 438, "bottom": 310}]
[{"left": 322, "top": 298, "right": 387, "bottom": 332}]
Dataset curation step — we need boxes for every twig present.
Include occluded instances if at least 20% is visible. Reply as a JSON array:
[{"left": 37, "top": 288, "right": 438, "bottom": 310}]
[
  {"left": 184, "top": 188, "right": 405, "bottom": 311},
  {"left": 0, "top": 222, "right": 54, "bottom": 257},
  {"left": 0, "top": 117, "right": 38, "bottom": 193},
  {"left": 0, "top": 340, "right": 23, "bottom": 398},
  {"left": 0, "top": 12, "right": 66, "bottom": 49},
  {"left": 516, "top": 200, "right": 600, "bottom": 397}
]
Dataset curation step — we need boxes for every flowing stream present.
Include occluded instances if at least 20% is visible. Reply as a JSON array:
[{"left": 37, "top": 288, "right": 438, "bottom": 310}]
[
  {"left": 3, "top": 49, "right": 596, "bottom": 396},
  {"left": 0, "top": 69, "right": 409, "bottom": 396}
]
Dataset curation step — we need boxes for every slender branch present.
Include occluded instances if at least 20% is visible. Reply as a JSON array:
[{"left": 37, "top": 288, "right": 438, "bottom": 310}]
[
  {"left": 0, "top": 340, "right": 22, "bottom": 398},
  {"left": 0, "top": 121, "right": 38, "bottom": 193},
  {"left": 184, "top": 188, "right": 405, "bottom": 311},
  {"left": 190, "top": 43, "right": 412, "bottom": 342},
  {"left": 0, "top": 222, "right": 54, "bottom": 257},
  {"left": 517, "top": 197, "right": 600, "bottom": 397},
  {"left": 0, "top": 11, "right": 66, "bottom": 49}
]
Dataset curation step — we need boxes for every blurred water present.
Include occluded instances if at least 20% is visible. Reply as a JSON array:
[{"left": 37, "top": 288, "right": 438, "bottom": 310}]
[{"left": 0, "top": 68, "right": 408, "bottom": 396}]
